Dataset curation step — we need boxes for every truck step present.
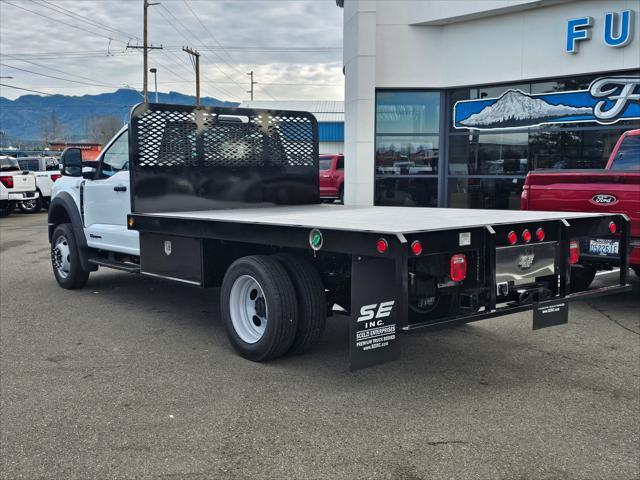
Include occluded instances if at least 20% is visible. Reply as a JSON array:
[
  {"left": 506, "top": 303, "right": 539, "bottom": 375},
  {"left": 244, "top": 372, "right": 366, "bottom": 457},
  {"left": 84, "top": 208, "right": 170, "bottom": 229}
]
[{"left": 88, "top": 258, "right": 140, "bottom": 273}]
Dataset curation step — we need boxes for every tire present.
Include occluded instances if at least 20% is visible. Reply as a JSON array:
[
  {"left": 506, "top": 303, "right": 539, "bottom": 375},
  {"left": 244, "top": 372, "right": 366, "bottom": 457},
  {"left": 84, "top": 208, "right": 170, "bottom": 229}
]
[
  {"left": 570, "top": 264, "right": 596, "bottom": 292},
  {"left": 221, "top": 255, "right": 298, "bottom": 362},
  {"left": 273, "top": 252, "right": 327, "bottom": 355},
  {"left": 51, "top": 223, "right": 90, "bottom": 289},
  {"left": 19, "top": 196, "right": 42, "bottom": 213},
  {"left": 0, "top": 201, "right": 13, "bottom": 217},
  {"left": 632, "top": 266, "right": 640, "bottom": 279},
  {"left": 338, "top": 185, "right": 344, "bottom": 204}
]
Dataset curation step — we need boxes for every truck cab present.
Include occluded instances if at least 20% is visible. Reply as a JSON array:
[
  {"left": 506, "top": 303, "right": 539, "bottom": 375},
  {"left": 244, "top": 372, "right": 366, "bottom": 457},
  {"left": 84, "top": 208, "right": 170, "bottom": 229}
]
[{"left": 50, "top": 126, "right": 139, "bottom": 256}]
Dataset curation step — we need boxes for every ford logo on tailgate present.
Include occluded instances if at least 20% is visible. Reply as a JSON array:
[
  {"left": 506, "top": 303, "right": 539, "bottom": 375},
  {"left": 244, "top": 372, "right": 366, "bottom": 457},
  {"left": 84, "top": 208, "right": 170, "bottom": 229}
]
[{"left": 591, "top": 194, "right": 617, "bottom": 205}]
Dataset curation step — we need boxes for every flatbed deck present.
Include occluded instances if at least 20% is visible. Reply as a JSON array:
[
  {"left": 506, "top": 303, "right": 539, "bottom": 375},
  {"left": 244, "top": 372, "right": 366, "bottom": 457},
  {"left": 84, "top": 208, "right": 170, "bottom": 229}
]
[{"left": 141, "top": 204, "right": 602, "bottom": 235}]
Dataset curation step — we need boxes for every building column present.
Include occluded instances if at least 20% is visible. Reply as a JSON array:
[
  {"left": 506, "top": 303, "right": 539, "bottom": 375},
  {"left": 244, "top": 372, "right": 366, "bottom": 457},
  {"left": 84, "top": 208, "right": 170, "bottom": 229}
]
[{"left": 343, "top": 0, "right": 376, "bottom": 206}]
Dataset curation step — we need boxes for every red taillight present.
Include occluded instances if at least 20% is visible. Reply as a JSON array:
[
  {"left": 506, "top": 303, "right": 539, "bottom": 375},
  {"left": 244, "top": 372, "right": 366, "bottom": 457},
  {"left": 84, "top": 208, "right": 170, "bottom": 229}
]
[
  {"left": 507, "top": 231, "right": 518, "bottom": 245},
  {"left": 536, "top": 228, "right": 545, "bottom": 242},
  {"left": 450, "top": 254, "right": 467, "bottom": 282},
  {"left": 522, "top": 229, "right": 532, "bottom": 243},
  {"left": 376, "top": 238, "right": 388, "bottom": 254},
  {"left": 50, "top": 174, "right": 62, "bottom": 182},
  {"left": 0, "top": 176, "right": 14, "bottom": 189},
  {"left": 570, "top": 240, "right": 580, "bottom": 264},
  {"left": 608, "top": 221, "right": 617, "bottom": 234},
  {"left": 410, "top": 240, "right": 422, "bottom": 256}
]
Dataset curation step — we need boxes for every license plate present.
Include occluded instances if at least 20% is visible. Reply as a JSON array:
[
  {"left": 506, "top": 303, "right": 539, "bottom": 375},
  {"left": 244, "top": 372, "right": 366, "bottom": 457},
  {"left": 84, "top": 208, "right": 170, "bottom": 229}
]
[
  {"left": 22, "top": 192, "right": 33, "bottom": 198},
  {"left": 588, "top": 238, "right": 619, "bottom": 256}
]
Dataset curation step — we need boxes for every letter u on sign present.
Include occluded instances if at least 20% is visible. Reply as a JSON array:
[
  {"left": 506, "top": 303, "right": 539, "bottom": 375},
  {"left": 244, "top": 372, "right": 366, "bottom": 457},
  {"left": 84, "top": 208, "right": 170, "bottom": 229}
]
[{"left": 604, "top": 10, "right": 635, "bottom": 47}]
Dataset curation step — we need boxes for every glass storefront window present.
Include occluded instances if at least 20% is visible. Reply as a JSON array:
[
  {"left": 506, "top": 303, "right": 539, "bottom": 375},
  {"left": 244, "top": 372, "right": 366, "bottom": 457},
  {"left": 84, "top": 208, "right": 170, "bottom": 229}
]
[
  {"left": 449, "top": 133, "right": 529, "bottom": 175},
  {"left": 376, "top": 91, "right": 440, "bottom": 134},
  {"left": 448, "top": 177, "right": 525, "bottom": 210},
  {"left": 376, "top": 136, "right": 439, "bottom": 175},
  {"left": 376, "top": 178, "right": 438, "bottom": 207},
  {"left": 529, "top": 128, "right": 630, "bottom": 170}
]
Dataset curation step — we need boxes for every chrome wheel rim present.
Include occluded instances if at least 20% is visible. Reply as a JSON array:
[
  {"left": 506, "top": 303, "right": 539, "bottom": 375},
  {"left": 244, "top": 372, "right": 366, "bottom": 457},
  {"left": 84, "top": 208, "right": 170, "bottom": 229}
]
[
  {"left": 22, "top": 200, "right": 37, "bottom": 210},
  {"left": 229, "top": 275, "right": 268, "bottom": 343},
  {"left": 52, "top": 235, "right": 71, "bottom": 279}
]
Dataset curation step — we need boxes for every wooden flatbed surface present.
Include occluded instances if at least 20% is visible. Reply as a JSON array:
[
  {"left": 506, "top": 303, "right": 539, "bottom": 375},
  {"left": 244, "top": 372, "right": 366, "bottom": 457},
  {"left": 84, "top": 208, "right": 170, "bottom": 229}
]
[{"left": 142, "top": 204, "right": 603, "bottom": 235}]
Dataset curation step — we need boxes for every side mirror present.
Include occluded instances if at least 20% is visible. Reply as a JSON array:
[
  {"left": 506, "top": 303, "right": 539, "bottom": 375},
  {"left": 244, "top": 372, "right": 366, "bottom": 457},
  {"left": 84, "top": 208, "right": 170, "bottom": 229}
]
[{"left": 60, "top": 147, "right": 83, "bottom": 177}]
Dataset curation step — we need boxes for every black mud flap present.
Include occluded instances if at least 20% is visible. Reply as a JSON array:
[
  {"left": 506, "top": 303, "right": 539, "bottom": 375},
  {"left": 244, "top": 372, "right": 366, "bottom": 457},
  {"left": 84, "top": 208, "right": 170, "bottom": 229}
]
[
  {"left": 350, "top": 257, "right": 401, "bottom": 371},
  {"left": 533, "top": 299, "right": 569, "bottom": 330}
]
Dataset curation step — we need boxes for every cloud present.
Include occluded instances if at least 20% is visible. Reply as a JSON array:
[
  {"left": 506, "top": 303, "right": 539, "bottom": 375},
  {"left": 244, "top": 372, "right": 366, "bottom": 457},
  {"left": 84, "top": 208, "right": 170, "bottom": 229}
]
[{"left": 0, "top": 0, "right": 344, "bottom": 101}]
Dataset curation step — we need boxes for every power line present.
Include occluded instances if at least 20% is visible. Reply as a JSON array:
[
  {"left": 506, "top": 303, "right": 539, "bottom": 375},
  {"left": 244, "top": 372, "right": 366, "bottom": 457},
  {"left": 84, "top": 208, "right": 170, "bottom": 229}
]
[
  {"left": 2, "top": 55, "right": 122, "bottom": 88},
  {"left": 1, "top": 0, "right": 127, "bottom": 45},
  {"left": 154, "top": 5, "right": 240, "bottom": 99},
  {"left": 1, "top": 63, "right": 119, "bottom": 88},
  {"left": 182, "top": 0, "right": 277, "bottom": 100},
  {"left": 159, "top": 4, "right": 250, "bottom": 93},
  {"left": 0, "top": 83, "right": 54, "bottom": 96},
  {"left": 33, "top": 0, "right": 139, "bottom": 42}
]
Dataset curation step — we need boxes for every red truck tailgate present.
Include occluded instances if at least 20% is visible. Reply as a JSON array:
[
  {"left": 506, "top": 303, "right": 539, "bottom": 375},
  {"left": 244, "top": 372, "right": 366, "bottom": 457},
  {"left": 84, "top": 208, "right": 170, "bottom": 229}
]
[{"left": 525, "top": 171, "right": 640, "bottom": 236}]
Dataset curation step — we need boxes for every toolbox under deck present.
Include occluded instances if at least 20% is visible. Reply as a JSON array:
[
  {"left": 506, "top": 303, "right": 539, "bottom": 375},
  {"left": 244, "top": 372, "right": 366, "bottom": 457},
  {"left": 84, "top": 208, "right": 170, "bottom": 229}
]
[{"left": 141, "top": 204, "right": 603, "bottom": 234}]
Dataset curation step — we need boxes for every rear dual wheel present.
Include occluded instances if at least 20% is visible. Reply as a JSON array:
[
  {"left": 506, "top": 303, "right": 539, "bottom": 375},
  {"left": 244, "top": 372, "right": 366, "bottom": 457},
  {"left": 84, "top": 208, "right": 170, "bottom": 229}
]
[{"left": 221, "top": 254, "right": 326, "bottom": 362}]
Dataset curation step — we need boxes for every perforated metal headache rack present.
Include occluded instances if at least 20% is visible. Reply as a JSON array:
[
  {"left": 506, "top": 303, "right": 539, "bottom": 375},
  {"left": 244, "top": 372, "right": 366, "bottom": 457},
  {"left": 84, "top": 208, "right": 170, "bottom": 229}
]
[{"left": 129, "top": 103, "right": 319, "bottom": 213}]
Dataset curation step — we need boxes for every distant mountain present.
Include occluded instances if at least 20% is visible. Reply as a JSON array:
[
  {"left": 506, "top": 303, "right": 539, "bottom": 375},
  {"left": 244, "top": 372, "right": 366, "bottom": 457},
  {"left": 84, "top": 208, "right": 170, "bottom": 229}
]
[
  {"left": 460, "top": 90, "right": 592, "bottom": 128},
  {"left": 0, "top": 89, "right": 238, "bottom": 144}
]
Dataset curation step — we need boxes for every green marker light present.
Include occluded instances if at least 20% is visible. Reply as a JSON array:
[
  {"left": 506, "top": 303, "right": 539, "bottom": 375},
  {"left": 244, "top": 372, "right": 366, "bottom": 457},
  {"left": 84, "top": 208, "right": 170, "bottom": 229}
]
[{"left": 309, "top": 229, "right": 323, "bottom": 251}]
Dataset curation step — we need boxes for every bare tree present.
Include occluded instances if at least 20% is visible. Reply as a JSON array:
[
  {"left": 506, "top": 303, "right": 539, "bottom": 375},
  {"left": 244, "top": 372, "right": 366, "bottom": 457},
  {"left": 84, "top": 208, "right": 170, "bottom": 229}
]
[
  {"left": 39, "top": 112, "right": 67, "bottom": 146},
  {"left": 83, "top": 115, "right": 123, "bottom": 145}
]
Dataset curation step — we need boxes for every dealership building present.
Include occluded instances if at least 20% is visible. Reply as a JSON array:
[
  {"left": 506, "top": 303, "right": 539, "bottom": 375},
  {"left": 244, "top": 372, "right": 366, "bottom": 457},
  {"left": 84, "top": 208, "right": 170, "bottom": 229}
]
[{"left": 339, "top": 0, "right": 640, "bottom": 208}]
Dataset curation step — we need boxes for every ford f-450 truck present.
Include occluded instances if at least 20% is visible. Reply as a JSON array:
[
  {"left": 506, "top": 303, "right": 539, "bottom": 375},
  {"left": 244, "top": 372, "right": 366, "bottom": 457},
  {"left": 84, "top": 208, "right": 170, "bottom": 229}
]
[
  {"left": 48, "top": 104, "right": 631, "bottom": 370},
  {"left": 522, "top": 129, "right": 640, "bottom": 290}
]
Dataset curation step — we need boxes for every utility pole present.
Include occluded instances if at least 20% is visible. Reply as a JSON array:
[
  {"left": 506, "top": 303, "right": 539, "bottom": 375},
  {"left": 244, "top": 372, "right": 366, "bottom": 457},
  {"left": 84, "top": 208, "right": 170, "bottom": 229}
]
[
  {"left": 247, "top": 71, "right": 257, "bottom": 101},
  {"left": 126, "top": 0, "right": 161, "bottom": 103},
  {"left": 182, "top": 46, "right": 201, "bottom": 105}
]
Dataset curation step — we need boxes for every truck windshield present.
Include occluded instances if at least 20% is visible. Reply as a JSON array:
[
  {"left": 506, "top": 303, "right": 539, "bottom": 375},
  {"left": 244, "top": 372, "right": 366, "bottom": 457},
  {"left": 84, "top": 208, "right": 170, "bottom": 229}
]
[
  {"left": 319, "top": 157, "right": 332, "bottom": 170},
  {"left": 0, "top": 157, "right": 20, "bottom": 171},
  {"left": 611, "top": 135, "right": 640, "bottom": 171}
]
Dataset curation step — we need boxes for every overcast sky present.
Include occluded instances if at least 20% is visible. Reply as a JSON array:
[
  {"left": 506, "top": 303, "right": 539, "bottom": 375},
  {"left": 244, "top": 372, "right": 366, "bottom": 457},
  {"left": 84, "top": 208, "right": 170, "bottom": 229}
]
[{"left": 0, "top": 0, "right": 344, "bottom": 102}]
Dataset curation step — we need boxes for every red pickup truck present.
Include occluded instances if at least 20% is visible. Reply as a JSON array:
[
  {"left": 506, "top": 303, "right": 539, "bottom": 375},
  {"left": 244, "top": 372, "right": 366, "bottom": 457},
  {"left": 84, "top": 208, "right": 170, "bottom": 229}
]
[
  {"left": 522, "top": 129, "right": 640, "bottom": 290},
  {"left": 319, "top": 154, "right": 344, "bottom": 202}
]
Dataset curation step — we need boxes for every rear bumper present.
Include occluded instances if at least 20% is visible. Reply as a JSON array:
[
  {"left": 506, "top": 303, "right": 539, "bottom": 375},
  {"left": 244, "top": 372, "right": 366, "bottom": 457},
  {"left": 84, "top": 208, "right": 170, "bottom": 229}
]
[
  {"left": 8, "top": 191, "right": 39, "bottom": 201},
  {"left": 319, "top": 187, "right": 339, "bottom": 198},
  {"left": 402, "top": 282, "right": 631, "bottom": 332}
]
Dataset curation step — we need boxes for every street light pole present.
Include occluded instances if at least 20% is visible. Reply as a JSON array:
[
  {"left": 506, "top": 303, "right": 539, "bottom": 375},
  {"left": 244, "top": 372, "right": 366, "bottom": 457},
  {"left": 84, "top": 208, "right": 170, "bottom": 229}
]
[{"left": 150, "top": 68, "right": 158, "bottom": 103}]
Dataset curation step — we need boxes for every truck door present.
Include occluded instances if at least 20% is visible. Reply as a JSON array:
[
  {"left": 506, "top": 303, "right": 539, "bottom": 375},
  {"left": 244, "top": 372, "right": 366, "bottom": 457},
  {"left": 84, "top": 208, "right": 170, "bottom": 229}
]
[{"left": 83, "top": 130, "right": 140, "bottom": 255}]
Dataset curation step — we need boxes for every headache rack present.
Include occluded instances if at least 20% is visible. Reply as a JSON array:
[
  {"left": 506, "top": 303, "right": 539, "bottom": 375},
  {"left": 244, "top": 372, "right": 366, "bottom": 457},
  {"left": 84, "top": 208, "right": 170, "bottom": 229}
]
[{"left": 128, "top": 103, "right": 320, "bottom": 213}]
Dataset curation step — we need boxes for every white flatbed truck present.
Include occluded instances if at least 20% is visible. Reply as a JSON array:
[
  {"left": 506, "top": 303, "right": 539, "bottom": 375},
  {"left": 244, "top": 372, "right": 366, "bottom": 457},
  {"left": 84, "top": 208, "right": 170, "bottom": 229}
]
[{"left": 48, "top": 104, "right": 631, "bottom": 370}]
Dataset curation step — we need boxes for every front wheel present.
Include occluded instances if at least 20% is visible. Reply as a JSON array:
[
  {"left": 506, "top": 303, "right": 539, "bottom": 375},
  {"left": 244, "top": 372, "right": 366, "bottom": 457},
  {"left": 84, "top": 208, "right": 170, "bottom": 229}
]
[
  {"left": 19, "top": 196, "right": 42, "bottom": 213},
  {"left": 632, "top": 266, "right": 640, "bottom": 279},
  {"left": 51, "top": 223, "right": 90, "bottom": 289},
  {"left": 221, "top": 255, "right": 298, "bottom": 362}
]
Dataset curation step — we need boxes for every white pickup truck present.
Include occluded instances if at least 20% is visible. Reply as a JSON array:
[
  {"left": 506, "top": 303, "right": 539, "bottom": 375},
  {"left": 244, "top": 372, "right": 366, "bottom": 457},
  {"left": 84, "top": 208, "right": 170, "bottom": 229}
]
[
  {"left": 16, "top": 156, "right": 62, "bottom": 213},
  {"left": 0, "top": 156, "right": 39, "bottom": 217},
  {"left": 47, "top": 103, "right": 631, "bottom": 370}
]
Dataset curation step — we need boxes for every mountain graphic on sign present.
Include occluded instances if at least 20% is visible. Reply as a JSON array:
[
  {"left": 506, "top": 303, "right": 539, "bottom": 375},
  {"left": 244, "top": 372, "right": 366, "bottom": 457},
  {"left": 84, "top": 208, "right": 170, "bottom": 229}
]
[{"left": 459, "top": 90, "right": 592, "bottom": 128}]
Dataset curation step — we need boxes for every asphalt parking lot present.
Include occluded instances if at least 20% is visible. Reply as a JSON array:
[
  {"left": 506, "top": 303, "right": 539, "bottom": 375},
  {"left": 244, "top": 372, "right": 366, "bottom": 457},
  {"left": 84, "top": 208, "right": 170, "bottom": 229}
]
[{"left": 1, "top": 211, "right": 639, "bottom": 480}]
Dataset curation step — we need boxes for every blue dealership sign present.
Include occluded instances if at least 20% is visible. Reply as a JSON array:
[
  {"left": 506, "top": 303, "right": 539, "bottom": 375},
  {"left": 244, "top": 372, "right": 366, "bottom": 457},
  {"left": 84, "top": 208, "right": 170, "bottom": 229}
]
[{"left": 453, "top": 77, "right": 640, "bottom": 130}]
